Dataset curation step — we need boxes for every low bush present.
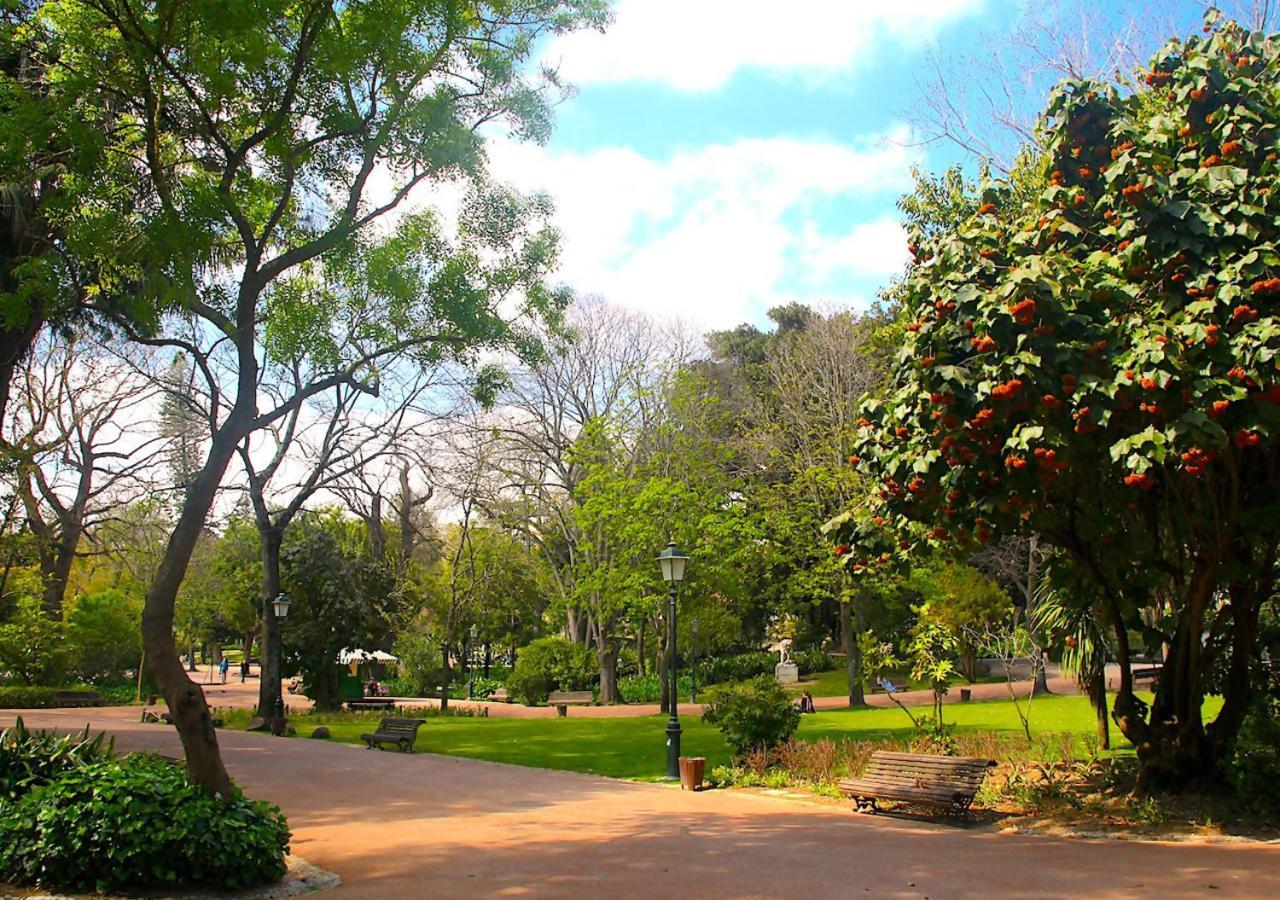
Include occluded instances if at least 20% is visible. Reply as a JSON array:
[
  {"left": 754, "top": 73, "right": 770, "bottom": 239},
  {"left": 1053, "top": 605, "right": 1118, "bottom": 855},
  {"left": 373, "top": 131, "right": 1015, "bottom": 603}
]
[
  {"left": 0, "top": 718, "right": 113, "bottom": 799},
  {"left": 793, "top": 647, "right": 831, "bottom": 676},
  {"left": 506, "top": 637, "right": 596, "bottom": 705},
  {"left": 617, "top": 673, "right": 694, "bottom": 704},
  {"left": 0, "top": 686, "right": 59, "bottom": 709},
  {"left": 1231, "top": 695, "right": 1280, "bottom": 814},
  {"left": 701, "top": 675, "right": 800, "bottom": 755},
  {"left": 694, "top": 651, "right": 775, "bottom": 686},
  {"left": 0, "top": 754, "right": 290, "bottom": 893},
  {"left": 0, "top": 720, "right": 289, "bottom": 893}
]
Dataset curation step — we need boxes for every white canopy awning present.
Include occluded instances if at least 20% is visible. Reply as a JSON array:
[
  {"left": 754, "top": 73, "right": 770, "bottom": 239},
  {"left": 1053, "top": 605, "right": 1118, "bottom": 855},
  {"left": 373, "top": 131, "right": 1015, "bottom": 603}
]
[{"left": 338, "top": 648, "right": 400, "bottom": 665}]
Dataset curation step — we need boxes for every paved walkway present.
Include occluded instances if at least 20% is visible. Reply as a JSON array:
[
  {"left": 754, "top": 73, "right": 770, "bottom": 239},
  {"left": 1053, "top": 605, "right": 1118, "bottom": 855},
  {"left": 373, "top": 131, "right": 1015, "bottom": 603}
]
[{"left": 3, "top": 706, "right": 1277, "bottom": 898}]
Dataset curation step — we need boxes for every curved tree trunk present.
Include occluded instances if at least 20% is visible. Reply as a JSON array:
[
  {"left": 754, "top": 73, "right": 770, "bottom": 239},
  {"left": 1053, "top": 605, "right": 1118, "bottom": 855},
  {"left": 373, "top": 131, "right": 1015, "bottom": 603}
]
[{"left": 141, "top": 432, "right": 240, "bottom": 799}]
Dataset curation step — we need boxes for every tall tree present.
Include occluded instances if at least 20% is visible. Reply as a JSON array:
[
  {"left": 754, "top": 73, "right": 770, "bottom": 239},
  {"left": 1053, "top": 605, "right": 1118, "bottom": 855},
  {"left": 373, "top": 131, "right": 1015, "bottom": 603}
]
[
  {"left": 6, "top": 336, "right": 162, "bottom": 615},
  {"left": 840, "top": 13, "right": 1280, "bottom": 789},
  {"left": 35, "top": 0, "right": 607, "bottom": 795}
]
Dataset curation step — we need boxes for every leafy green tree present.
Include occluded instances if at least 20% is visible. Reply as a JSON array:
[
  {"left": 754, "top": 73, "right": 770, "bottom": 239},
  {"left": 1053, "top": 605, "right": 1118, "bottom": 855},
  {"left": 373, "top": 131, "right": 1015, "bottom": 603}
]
[
  {"left": 64, "top": 587, "right": 142, "bottom": 683},
  {"left": 279, "top": 511, "right": 398, "bottom": 711},
  {"left": 0, "top": 594, "right": 66, "bottom": 684},
  {"left": 29, "top": 0, "right": 607, "bottom": 794},
  {"left": 837, "top": 13, "right": 1280, "bottom": 788},
  {"left": 910, "top": 561, "right": 1011, "bottom": 682}
]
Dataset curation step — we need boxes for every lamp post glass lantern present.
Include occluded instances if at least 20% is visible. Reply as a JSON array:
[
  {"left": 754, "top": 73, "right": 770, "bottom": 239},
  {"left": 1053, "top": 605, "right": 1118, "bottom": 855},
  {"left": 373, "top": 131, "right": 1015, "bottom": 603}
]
[
  {"left": 657, "top": 542, "right": 690, "bottom": 780},
  {"left": 272, "top": 593, "right": 289, "bottom": 735}
]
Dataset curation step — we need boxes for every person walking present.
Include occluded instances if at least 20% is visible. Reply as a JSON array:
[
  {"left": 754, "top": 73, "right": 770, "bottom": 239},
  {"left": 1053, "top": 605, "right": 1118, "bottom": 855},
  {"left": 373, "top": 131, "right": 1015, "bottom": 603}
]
[
  {"left": 240, "top": 659, "right": 250, "bottom": 683},
  {"left": 219, "top": 657, "right": 230, "bottom": 684}
]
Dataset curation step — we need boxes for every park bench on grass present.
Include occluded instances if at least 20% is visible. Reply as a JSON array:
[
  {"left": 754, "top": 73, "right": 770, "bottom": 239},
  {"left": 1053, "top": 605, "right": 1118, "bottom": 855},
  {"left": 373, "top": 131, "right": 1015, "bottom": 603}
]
[
  {"left": 838, "top": 751, "right": 995, "bottom": 817},
  {"left": 546, "top": 690, "right": 593, "bottom": 717},
  {"left": 488, "top": 688, "right": 511, "bottom": 703},
  {"left": 54, "top": 690, "right": 104, "bottom": 708},
  {"left": 1130, "top": 665, "right": 1162, "bottom": 683},
  {"left": 346, "top": 696, "right": 396, "bottom": 712},
  {"left": 360, "top": 716, "right": 424, "bottom": 752}
]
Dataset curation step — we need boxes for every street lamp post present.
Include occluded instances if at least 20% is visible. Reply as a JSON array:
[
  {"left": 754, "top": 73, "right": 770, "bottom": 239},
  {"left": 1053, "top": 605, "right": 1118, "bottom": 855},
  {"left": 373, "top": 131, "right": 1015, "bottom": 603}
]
[
  {"left": 468, "top": 624, "right": 478, "bottom": 700},
  {"left": 271, "top": 592, "right": 290, "bottom": 736},
  {"left": 657, "top": 541, "right": 690, "bottom": 781}
]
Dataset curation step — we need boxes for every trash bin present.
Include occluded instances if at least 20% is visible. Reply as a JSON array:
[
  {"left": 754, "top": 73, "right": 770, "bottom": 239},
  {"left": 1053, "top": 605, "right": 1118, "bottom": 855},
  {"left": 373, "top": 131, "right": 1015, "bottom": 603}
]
[
  {"left": 678, "top": 756, "right": 706, "bottom": 791},
  {"left": 959, "top": 688, "right": 972, "bottom": 702}
]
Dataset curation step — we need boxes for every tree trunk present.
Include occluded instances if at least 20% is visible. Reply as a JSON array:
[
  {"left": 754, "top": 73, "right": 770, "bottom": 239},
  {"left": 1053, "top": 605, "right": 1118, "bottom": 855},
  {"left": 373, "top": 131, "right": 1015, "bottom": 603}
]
[
  {"left": 636, "top": 621, "right": 645, "bottom": 677},
  {"left": 1089, "top": 669, "right": 1110, "bottom": 750},
  {"left": 841, "top": 594, "right": 866, "bottom": 707},
  {"left": 367, "top": 492, "right": 386, "bottom": 560},
  {"left": 141, "top": 432, "right": 240, "bottom": 799},
  {"left": 40, "top": 530, "right": 79, "bottom": 618},
  {"left": 255, "top": 527, "right": 284, "bottom": 719},
  {"left": 599, "top": 641, "right": 620, "bottom": 705},
  {"left": 1030, "top": 651, "right": 1052, "bottom": 696},
  {"left": 439, "top": 642, "right": 450, "bottom": 711}
]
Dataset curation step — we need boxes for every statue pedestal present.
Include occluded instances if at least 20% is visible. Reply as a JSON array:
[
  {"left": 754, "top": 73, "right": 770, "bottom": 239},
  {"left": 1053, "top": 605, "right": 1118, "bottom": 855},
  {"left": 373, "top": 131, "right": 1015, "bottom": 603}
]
[{"left": 774, "top": 662, "right": 799, "bottom": 685}]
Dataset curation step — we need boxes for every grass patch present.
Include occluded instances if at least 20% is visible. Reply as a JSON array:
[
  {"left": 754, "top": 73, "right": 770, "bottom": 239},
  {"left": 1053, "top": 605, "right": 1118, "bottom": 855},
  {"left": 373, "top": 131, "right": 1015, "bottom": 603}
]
[
  {"left": 252, "top": 693, "right": 1230, "bottom": 780},
  {"left": 791, "top": 668, "right": 1004, "bottom": 698}
]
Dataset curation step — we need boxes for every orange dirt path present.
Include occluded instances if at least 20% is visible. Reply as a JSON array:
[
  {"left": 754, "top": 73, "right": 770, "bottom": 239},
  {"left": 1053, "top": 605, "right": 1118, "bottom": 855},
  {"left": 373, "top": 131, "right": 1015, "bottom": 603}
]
[{"left": 4, "top": 706, "right": 1278, "bottom": 899}]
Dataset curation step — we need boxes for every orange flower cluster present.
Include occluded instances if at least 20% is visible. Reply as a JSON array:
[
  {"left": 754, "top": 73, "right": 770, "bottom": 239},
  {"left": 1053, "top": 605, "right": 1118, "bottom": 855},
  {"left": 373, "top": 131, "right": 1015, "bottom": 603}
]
[
  {"left": 971, "top": 335, "right": 996, "bottom": 352},
  {"left": 991, "top": 378, "right": 1024, "bottom": 400},
  {"left": 1123, "top": 472, "right": 1156, "bottom": 490},
  {"left": 977, "top": 201, "right": 997, "bottom": 215},
  {"left": 1181, "top": 447, "right": 1214, "bottom": 476},
  {"left": 1234, "top": 429, "right": 1262, "bottom": 448},
  {"left": 1008, "top": 297, "right": 1037, "bottom": 325},
  {"left": 1250, "top": 277, "right": 1280, "bottom": 296}
]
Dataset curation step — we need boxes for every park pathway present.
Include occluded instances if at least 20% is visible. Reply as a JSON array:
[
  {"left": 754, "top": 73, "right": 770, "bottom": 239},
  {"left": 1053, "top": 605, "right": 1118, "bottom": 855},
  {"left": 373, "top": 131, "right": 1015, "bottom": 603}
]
[{"left": 3, "top": 706, "right": 1278, "bottom": 899}]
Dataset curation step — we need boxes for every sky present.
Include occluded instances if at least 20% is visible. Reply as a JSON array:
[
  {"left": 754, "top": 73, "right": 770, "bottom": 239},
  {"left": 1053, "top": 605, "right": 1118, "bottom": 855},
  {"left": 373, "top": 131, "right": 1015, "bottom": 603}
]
[
  {"left": 480, "top": 0, "right": 1224, "bottom": 333},
  {"left": 480, "top": 0, "right": 1006, "bottom": 332}
]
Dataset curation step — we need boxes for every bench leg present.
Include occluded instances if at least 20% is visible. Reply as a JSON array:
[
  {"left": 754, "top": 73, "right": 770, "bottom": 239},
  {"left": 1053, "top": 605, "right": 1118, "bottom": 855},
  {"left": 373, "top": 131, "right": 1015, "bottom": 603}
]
[
  {"left": 556, "top": 705, "right": 567, "bottom": 718},
  {"left": 854, "top": 797, "right": 878, "bottom": 814}
]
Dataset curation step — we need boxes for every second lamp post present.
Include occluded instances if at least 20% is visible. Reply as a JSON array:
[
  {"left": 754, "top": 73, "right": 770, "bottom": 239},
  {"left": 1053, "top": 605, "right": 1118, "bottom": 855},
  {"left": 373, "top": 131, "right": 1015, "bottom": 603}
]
[{"left": 657, "top": 541, "right": 690, "bottom": 781}]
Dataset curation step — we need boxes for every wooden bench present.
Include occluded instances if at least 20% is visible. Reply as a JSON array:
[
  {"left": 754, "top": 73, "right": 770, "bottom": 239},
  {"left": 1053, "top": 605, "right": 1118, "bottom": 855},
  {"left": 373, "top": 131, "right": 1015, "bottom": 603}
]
[
  {"left": 838, "top": 751, "right": 995, "bottom": 816},
  {"left": 1130, "top": 666, "right": 1162, "bottom": 682},
  {"left": 54, "top": 690, "right": 104, "bottom": 708},
  {"left": 546, "top": 690, "right": 593, "bottom": 717},
  {"left": 347, "top": 697, "right": 396, "bottom": 712},
  {"left": 488, "top": 688, "right": 511, "bottom": 703},
  {"left": 360, "top": 717, "right": 424, "bottom": 752}
]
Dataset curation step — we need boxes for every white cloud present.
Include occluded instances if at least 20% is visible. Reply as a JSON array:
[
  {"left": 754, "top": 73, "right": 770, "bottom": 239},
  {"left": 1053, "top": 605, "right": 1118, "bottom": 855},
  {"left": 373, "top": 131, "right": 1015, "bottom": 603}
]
[
  {"left": 543, "top": 0, "right": 985, "bottom": 91},
  {"left": 485, "top": 128, "right": 919, "bottom": 330},
  {"left": 800, "top": 216, "right": 909, "bottom": 282}
]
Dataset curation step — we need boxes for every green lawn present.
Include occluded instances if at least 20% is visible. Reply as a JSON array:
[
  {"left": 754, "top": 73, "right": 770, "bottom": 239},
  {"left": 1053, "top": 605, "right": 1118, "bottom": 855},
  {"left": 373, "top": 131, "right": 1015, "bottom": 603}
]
[
  {"left": 791, "top": 668, "right": 1004, "bottom": 698},
  {"left": 289, "top": 693, "right": 1213, "bottom": 780}
]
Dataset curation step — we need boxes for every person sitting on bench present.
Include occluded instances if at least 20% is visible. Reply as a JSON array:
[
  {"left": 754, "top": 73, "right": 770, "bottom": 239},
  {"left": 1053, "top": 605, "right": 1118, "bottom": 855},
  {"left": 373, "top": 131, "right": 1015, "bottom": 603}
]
[{"left": 797, "top": 690, "right": 816, "bottom": 714}]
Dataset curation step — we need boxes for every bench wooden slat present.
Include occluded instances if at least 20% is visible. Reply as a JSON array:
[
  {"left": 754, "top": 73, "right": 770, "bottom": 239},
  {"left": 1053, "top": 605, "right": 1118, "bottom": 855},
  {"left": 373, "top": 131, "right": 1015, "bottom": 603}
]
[
  {"left": 839, "top": 751, "right": 995, "bottom": 816},
  {"left": 360, "top": 716, "right": 424, "bottom": 752}
]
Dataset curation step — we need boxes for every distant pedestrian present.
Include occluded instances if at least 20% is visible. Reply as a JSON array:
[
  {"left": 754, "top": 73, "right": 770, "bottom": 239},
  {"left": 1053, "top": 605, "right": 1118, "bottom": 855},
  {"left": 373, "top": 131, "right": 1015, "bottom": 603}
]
[
  {"left": 240, "top": 659, "right": 250, "bottom": 683},
  {"left": 219, "top": 657, "right": 229, "bottom": 684},
  {"left": 798, "top": 690, "right": 816, "bottom": 714}
]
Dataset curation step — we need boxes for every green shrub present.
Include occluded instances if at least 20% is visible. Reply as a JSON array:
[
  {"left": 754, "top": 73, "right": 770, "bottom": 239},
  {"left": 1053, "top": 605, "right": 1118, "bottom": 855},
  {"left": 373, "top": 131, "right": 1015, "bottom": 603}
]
[
  {"left": 618, "top": 673, "right": 694, "bottom": 703},
  {"left": 64, "top": 589, "right": 143, "bottom": 683},
  {"left": 701, "top": 675, "right": 801, "bottom": 756},
  {"left": 0, "top": 718, "right": 113, "bottom": 799},
  {"left": 0, "top": 596, "right": 68, "bottom": 685},
  {"left": 1231, "top": 695, "right": 1280, "bottom": 814},
  {"left": 0, "top": 753, "right": 289, "bottom": 893},
  {"left": 793, "top": 647, "right": 831, "bottom": 676},
  {"left": 0, "top": 686, "right": 59, "bottom": 709},
  {"left": 694, "top": 651, "right": 775, "bottom": 685},
  {"left": 506, "top": 637, "right": 596, "bottom": 705}
]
